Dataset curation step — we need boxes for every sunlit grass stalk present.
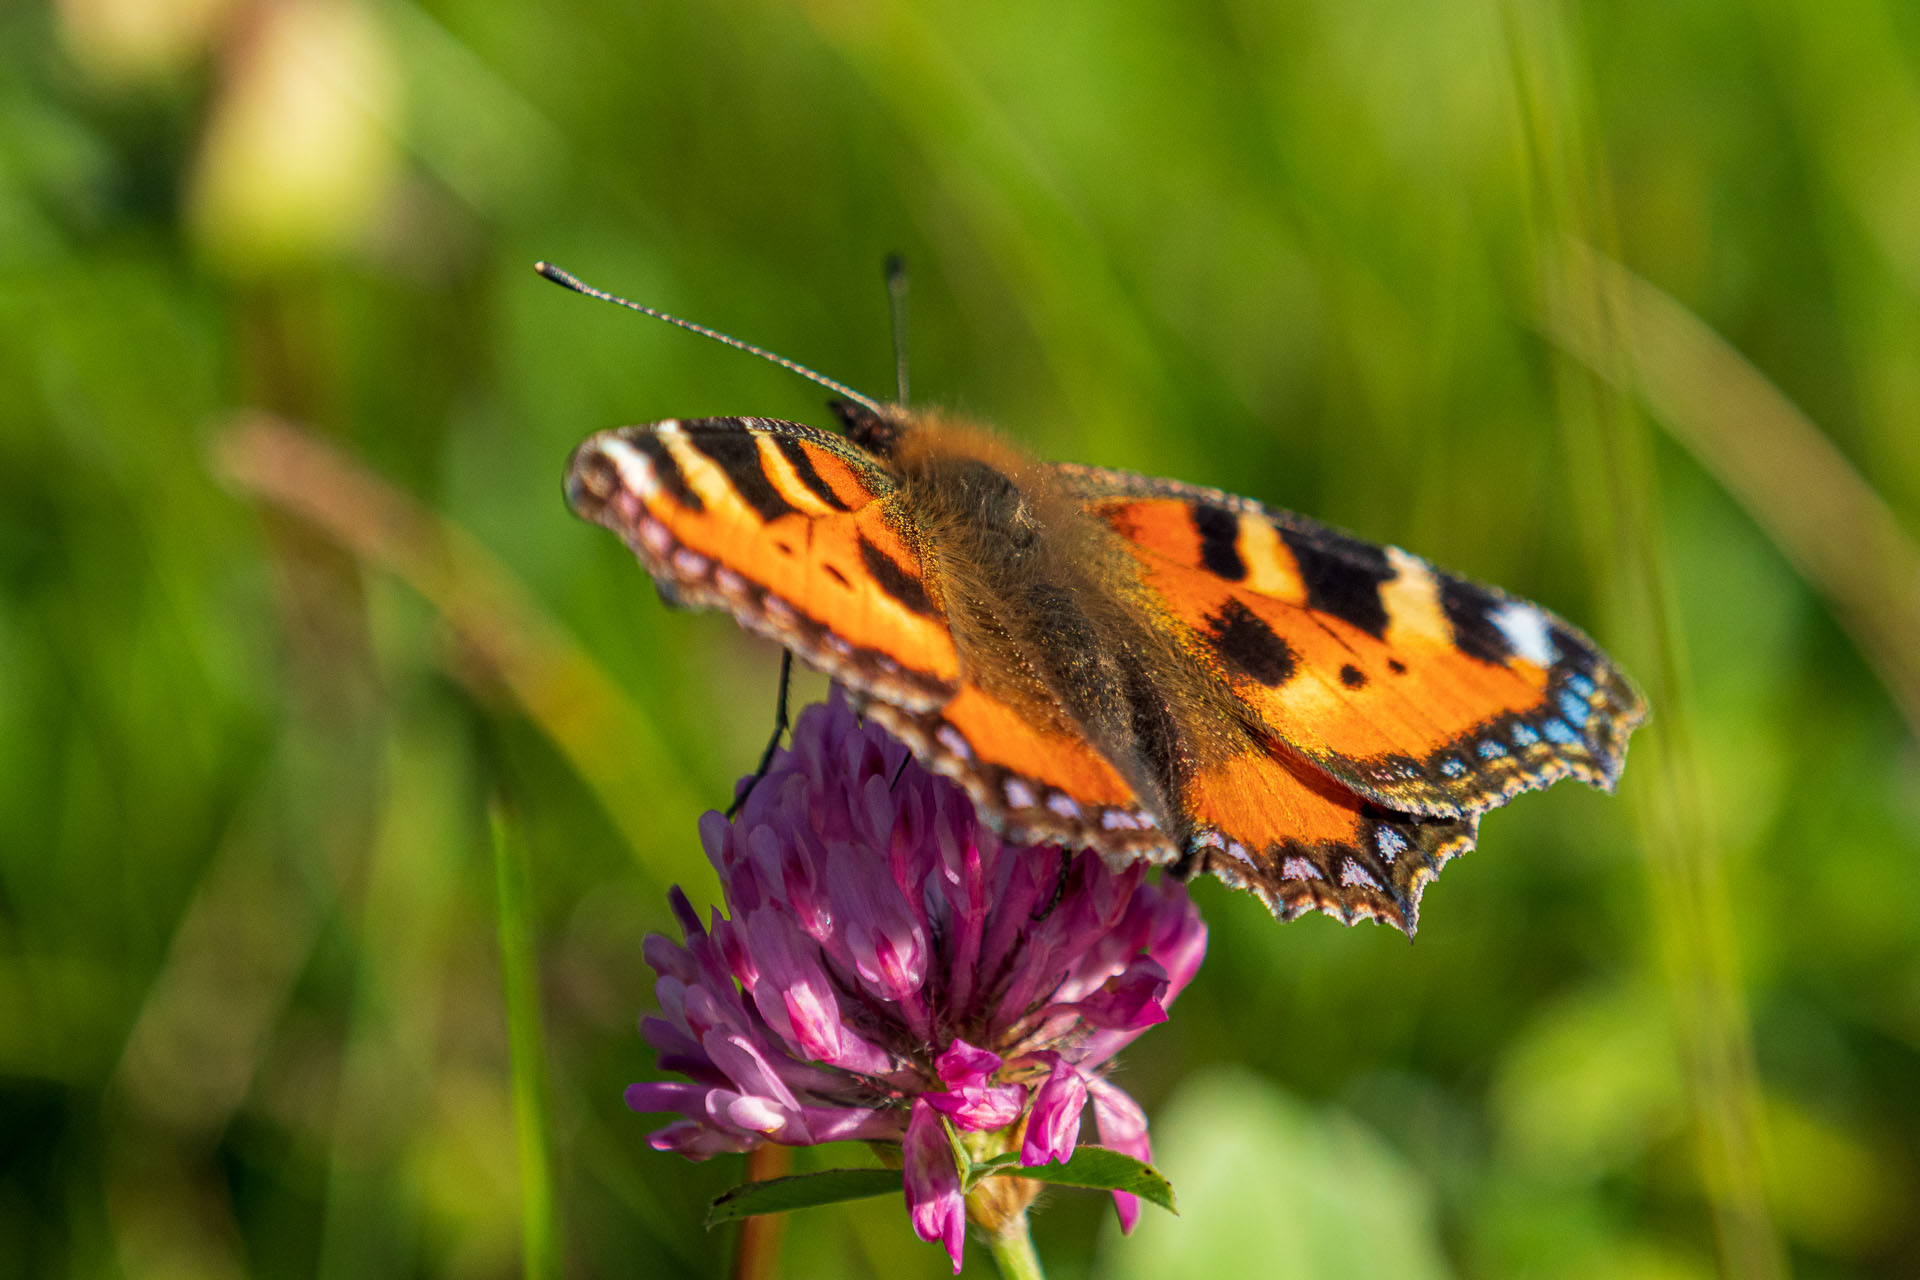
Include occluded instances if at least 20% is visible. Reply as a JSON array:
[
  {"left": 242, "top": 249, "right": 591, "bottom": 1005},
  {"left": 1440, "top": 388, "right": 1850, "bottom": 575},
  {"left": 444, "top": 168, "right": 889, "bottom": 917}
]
[
  {"left": 731, "top": 1146, "right": 793, "bottom": 1280},
  {"left": 1547, "top": 245, "right": 1920, "bottom": 744},
  {"left": 985, "top": 1212, "right": 1045, "bottom": 1280},
  {"left": 492, "top": 799, "right": 562, "bottom": 1280},
  {"left": 1501, "top": 4, "right": 1786, "bottom": 1277},
  {"left": 214, "top": 414, "right": 706, "bottom": 884}
]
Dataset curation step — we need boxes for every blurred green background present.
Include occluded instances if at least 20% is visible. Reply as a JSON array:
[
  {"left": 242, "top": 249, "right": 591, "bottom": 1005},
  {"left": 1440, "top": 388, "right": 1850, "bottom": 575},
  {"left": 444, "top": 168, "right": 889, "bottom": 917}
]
[{"left": 6, "top": 0, "right": 1919, "bottom": 1276}]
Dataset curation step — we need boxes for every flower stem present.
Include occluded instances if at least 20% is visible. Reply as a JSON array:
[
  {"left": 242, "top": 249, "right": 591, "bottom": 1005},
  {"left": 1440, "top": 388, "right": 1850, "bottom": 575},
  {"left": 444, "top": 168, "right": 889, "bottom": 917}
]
[{"left": 985, "top": 1212, "right": 1046, "bottom": 1280}]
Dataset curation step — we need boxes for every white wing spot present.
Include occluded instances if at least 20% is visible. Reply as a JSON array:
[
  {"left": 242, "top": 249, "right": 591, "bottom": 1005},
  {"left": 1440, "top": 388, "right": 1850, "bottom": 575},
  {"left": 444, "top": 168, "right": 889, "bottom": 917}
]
[
  {"left": 1282, "top": 856, "right": 1324, "bottom": 882},
  {"left": 597, "top": 436, "right": 660, "bottom": 499},
  {"left": 1491, "top": 601, "right": 1557, "bottom": 667},
  {"left": 935, "top": 725, "right": 973, "bottom": 761},
  {"left": 1340, "top": 859, "right": 1382, "bottom": 890},
  {"left": 1375, "top": 827, "right": 1408, "bottom": 862},
  {"left": 1004, "top": 778, "right": 1038, "bottom": 809}
]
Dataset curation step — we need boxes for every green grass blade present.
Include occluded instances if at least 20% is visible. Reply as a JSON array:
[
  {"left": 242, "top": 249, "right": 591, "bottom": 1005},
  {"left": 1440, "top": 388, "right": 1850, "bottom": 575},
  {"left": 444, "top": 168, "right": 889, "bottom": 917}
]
[
  {"left": 492, "top": 799, "right": 561, "bottom": 1280},
  {"left": 705, "top": 1168, "right": 904, "bottom": 1227},
  {"left": 1545, "top": 243, "right": 1920, "bottom": 743},
  {"left": 1502, "top": 6, "right": 1787, "bottom": 1277}
]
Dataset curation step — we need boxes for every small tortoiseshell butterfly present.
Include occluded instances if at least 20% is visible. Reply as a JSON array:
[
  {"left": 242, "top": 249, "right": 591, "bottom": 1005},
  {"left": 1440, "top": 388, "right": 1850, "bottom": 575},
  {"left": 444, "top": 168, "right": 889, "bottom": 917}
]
[{"left": 546, "top": 263, "right": 1646, "bottom": 935}]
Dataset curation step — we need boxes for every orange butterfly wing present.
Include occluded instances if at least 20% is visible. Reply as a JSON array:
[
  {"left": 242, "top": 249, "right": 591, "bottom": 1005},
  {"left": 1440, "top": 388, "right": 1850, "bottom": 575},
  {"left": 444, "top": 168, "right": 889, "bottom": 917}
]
[
  {"left": 567, "top": 417, "right": 959, "bottom": 710},
  {"left": 1056, "top": 463, "right": 1648, "bottom": 818},
  {"left": 1180, "top": 744, "right": 1480, "bottom": 931},
  {"left": 862, "top": 683, "right": 1170, "bottom": 862},
  {"left": 570, "top": 417, "right": 1643, "bottom": 936}
]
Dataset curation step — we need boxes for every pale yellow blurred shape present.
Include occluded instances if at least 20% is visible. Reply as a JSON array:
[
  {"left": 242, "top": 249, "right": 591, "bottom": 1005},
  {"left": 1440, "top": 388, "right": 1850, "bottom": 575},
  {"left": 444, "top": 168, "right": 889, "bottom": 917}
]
[
  {"left": 1103, "top": 1067, "right": 1451, "bottom": 1280},
  {"left": 187, "top": 0, "right": 401, "bottom": 272},
  {"left": 1492, "top": 981, "right": 1685, "bottom": 1179},
  {"left": 411, "top": 1066, "right": 522, "bottom": 1279},
  {"left": 1563, "top": 1239, "right": 1713, "bottom": 1280},
  {"left": 1761, "top": 1094, "right": 1909, "bottom": 1253},
  {"left": 56, "top": 0, "right": 236, "bottom": 84}
]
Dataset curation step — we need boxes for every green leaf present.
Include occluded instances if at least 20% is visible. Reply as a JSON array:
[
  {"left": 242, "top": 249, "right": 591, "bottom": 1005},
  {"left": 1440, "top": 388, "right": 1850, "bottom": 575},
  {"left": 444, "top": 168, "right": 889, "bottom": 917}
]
[
  {"left": 705, "top": 1168, "right": 903, "bottom": 1227},
  {"left": 973, "top": 1146, "right": 1177, "bottom": 1214},
  {"left": 966, "top": 1151, "right": 1023, "bottom": 1181}
]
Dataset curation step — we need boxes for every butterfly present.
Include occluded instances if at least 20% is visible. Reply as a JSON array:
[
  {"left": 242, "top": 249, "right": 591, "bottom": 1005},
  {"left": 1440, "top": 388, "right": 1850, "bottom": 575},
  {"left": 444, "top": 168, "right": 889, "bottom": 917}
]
[{"left": 550, "top": 265, "right": 1646, "bottom": 936}]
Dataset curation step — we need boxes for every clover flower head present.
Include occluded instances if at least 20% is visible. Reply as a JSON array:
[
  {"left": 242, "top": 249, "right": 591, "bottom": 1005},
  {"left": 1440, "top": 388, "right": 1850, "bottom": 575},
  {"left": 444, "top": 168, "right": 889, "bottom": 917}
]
[{"left": 627, "top": 693, "right": 1206, "bottom": 1271}]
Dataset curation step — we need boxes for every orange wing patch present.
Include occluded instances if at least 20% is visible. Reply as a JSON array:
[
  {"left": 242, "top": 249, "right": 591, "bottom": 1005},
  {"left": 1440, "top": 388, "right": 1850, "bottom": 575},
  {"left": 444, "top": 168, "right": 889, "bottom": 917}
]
[
  {"left": 1182, "top": 744, "right": 1478, "bottom": 933},
  {"left": 863, "top": 682, "right": 1172, "bottom": 863},
  {"left": 1064, "top": 474, "right": 1646, "bottom": 818},
  {"left": 568, "top": 418, "right": 959, "bottom": 710}
]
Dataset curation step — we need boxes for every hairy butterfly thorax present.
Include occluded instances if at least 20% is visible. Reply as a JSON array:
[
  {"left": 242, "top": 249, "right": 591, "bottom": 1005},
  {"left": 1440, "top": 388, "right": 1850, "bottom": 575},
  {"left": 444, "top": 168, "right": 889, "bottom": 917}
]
[{"left": 549, "top": 263, "right": 1647, "bottom": 935}]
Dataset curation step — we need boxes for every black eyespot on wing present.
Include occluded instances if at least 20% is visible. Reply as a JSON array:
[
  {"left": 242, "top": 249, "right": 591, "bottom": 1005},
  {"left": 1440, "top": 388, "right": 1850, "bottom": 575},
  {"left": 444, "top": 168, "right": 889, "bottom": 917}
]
[
  {"left": 629, "top": 433, "right": 702, "bottom": 513},
  {"left": 1192, "top": 503, "right": 1247, "bottom": 582},
  {"left": 859, "top": 533, "right": 938, "bottom": 617},
  {"left": 1206, "top": 599, "right": 1297, "bottom": 687},
  {"left": 1279, "top": 526, "right": 1393, "bottom": 638},
  {"left": 774, "top": 436, "right": 855, "bottom": 512},
  {"left": 1438, "top": 573, "right": 1515, "bottom": 666},
  {"left": 1339, "top": 663, "right": 1368, "bottom": 688},
  {"left": 686, "top": 430, "right": 799, "bottom": 523}
]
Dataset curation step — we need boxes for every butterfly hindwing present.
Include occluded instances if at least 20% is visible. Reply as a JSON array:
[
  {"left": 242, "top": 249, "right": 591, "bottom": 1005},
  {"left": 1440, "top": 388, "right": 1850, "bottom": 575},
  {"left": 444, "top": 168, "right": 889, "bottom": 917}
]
[
  {"left": 567, "top": 417, "right": 959, "bottom": 710},
  {"left": 1055, "top": 463, "right": 1647, "bottom": 819},
  {"left": 858, "top": 681, "right": 1172, "bottom": 863},
  {"left": 1180, "top": 742, "right": 1478, "bottom": 934}
]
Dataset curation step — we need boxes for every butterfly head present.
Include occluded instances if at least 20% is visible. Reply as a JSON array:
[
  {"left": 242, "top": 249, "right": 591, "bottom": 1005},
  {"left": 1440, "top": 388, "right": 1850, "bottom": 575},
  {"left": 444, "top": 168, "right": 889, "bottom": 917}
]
[{"left": 830, "top": 398, "right": 915, "bottom": 458}]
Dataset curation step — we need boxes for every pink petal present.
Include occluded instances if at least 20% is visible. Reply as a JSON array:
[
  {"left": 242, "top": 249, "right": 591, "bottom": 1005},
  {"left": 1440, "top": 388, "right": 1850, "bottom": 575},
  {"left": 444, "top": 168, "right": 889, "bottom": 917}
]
[
  {"left": 1090, "top": 1078, "right": 1152, "bottom": 1234},
  {"left": 725, "top": 1094, "right": 789, "bottom": 1133},
  {"left": 829, "top": 844, "right": 928, "bottom": 1000},
  {"left": 1076, "top": 957, "right": 1171, "bottom": 1031},
  {"left": 700, "top": 1029, "right": 803, "bottom": 1114},
  {"left": 1148, "top": 901, "right": 1209, "bottom": 1001},
  {"left": 923, "top": 1083, "right": 1026, "bottom": 1131},
  {"left": 647, "top": 1119, "right": 754, "bottom": 1160},
  {"left": 1021, "top": 1054, "right": 1087, "bottom": 1166},
  {"left": 741, "top": 911, "right": 843, "bottom": 1063},
  {"left": 903, "top": 1098, "right": 966, "bottom": 1273},
  {"left": 934, "top": 1039, "right": 1002, "bottom": 1090},
  {"left": 641, "top": 932, "right": 697, "bottom": 984},
  {"left": 624, "top": 1079, "right": 713, "bottom": 1119}
]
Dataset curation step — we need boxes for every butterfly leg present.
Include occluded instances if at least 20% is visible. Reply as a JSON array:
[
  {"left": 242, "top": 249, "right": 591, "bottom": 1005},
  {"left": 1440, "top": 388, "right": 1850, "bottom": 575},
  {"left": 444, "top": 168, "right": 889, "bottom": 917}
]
[
  {"left": 1030, "top": 848, "right": 1074, "bottom": 922},
  {"left": 1169, "top": 840, "right": 1200, "bottom": 881},
  {"left": 727, "top": 649, "right": 794, "bottom": 818}
]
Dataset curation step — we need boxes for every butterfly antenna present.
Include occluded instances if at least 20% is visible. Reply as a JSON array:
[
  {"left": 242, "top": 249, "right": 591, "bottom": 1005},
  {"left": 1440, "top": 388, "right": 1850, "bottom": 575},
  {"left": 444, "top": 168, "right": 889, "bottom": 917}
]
[
  {"left": 884, "top": 252, "right": 910, "bottom": 404},
  {"left": 534, "top": 261, "right": 885, "bottom": 415}
]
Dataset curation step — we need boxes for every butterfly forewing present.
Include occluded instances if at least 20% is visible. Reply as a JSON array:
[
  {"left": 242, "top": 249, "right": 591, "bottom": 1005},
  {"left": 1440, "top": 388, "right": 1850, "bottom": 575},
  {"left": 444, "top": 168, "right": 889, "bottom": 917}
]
[{"left": 567, "top": 417, "right": 959, "bottom": 710}]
